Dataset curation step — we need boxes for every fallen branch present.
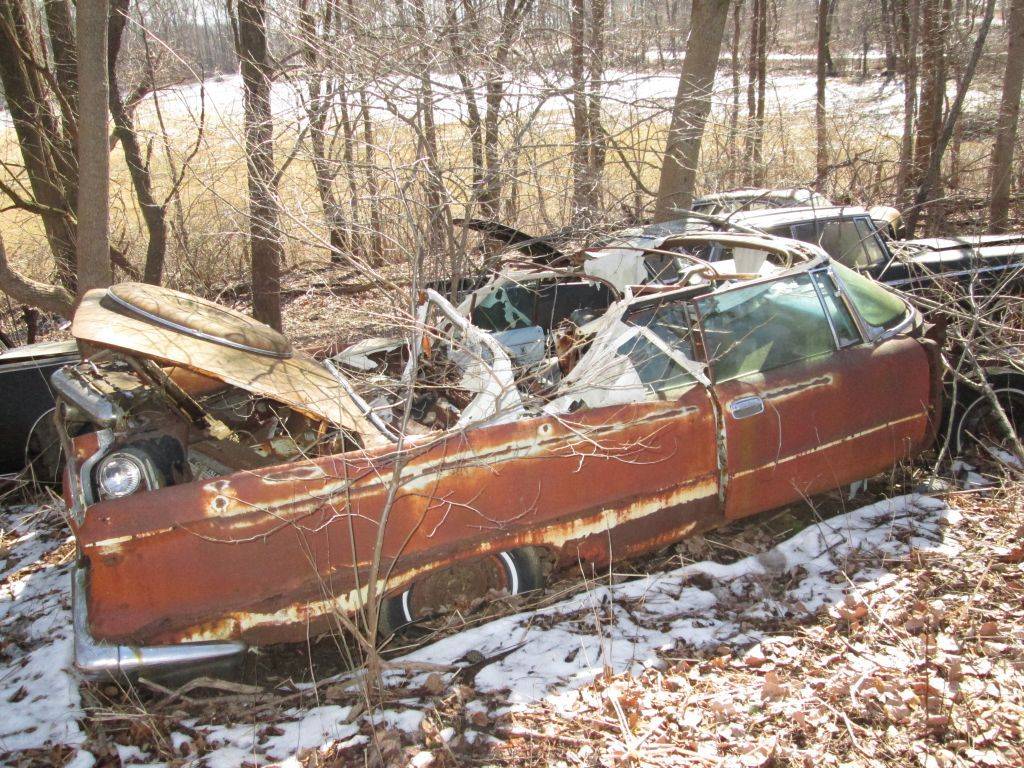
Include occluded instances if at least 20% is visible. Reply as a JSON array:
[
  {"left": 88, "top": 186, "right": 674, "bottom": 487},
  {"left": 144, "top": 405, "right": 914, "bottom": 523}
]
[{"left": 0, "top": 232, "right": 75, "bottom": 318}]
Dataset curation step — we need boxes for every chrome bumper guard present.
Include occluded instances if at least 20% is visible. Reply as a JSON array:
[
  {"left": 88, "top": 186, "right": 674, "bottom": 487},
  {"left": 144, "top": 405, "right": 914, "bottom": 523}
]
[{"left": 73, "top": 565, "right": 246, "bottom": 676}]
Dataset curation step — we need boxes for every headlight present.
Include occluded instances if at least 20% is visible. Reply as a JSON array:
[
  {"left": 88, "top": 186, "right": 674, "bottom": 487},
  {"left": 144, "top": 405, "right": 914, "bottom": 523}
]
[{"left": 97, "top": 453, "right": 144, "bottom": 498}]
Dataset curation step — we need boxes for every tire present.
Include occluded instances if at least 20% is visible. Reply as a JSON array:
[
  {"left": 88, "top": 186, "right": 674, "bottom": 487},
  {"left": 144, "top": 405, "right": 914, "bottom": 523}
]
[
  {"left": 377, "top": 547, "right": 546, "bottom": 639},
  {"left": 951, "top": 373, "right": 1024, "bottom": 462}
]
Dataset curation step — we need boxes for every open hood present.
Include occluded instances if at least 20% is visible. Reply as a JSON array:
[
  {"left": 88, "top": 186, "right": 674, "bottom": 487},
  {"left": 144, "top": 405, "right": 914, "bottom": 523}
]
[{"left": 72, "top": 283, "right": 379, "bottom": 445}]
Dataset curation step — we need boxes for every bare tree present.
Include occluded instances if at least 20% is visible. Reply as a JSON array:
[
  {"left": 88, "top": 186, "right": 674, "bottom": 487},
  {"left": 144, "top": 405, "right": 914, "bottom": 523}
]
[
  {"left": 744, "top": 0, "right": 768, "bottom": 185},
  {"left": 109, "top": 0, "right": 168, "bottom": 285},
  {"left": 570, "top": 0, "right": 607, "bottom": 224},
  {"left": 0, "top": 0, "right": 80, "bottom": 287},
  {"left": 727, "top": 0, "right": 744, "bottom": 184},
  {"left": 910, "top": 0, "right": 944, "bottom": 206},
  {"left": 230, "top": 0, "right": 284, "bottom": 330},
  {"left": 815, "top": 0, "right": 830, "bottom": 187},
  {"left": 989, "top": 0, "right": 1024, "bottom": 233},
  {"left": 0, "top": 234, "right": 75, "bottom": 317},
  {"left": 77, "top": 0, "right": 113, "bottom": 293},
  {"left": 653, "top": 0, "right": 732, "bottom": 221},
  {"left": 904, "top": 0, "right": 996, "bottom": 236}
]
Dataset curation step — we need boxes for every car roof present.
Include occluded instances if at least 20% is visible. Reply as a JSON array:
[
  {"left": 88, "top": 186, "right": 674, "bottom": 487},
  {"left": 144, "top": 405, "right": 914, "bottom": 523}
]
[
  {"left": 721, "top": 205, "right": 873, "bottom": 230},
  {"left": 694, "top": 187, "right": 822, "bottom": 204}
]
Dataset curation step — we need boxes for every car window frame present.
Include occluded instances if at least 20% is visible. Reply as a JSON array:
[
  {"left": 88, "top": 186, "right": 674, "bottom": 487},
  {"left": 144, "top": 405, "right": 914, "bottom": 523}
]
[
  {"left": 829, "top": 262, "right": 917, "bottom": 341},
  {"left": 621, "top": 299, "right": 708, "bottom": 397},
  {"left": 850, "top": 216, "right": 889, "bottom": 270},
  {"left": 780, "top": 216, "right": 888, "bottom": 271},
  {"left": 809, "top": 267, "right": 864, "bottom": 350}
]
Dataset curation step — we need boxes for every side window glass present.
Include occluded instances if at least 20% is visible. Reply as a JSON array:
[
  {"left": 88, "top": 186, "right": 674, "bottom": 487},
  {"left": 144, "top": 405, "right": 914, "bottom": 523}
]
[
  {"left": 789, "top": 222, "right": 818, "bottom": 243},
  {"left": 621, "top": 303, "right": 698, "bottom": 395},
  {"left": 854, "top": 218, "right": 887, "bottom": 268},
  {"left": 629, "top": 304, "right": 693, "bottom": 353},
  {"left": 831, "top": 262, "right": 910, "bottom": 333},
  {"left": 812, "top": 271, "right": 860, "bottom": 347},
  {"left": 818, "top": 220, "right": 871, "bottom": 267},
  {"left": 616, "top": 335, "right": 694, "bottom": 396},
  {"left": 697, "top": 274, "right": 836, "bottom": 382}
]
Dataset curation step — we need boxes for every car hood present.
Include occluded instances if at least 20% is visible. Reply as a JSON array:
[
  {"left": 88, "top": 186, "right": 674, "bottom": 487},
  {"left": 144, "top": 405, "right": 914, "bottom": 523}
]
[
  {"left": 896, "top": 233, "right": 1024, "bottom": 270},
  {"left": 72, "top": 283, "right": 382, "bottom": 446}
]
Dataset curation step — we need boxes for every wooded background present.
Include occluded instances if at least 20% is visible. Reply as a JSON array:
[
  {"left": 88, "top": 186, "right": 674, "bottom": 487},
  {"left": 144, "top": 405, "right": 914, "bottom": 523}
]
[{"left": 0, "top": 0, "right": 1020, "bottom": 332}]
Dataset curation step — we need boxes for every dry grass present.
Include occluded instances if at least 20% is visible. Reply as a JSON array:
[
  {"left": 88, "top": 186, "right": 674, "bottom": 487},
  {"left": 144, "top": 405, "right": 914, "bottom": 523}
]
[{"left": 0, "top": 68, "right": 1003, "bottom": 309}]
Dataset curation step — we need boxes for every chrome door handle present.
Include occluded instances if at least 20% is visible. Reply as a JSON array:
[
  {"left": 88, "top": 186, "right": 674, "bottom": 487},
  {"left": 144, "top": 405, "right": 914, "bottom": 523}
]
[{"left": 728, "top": 395, "right": 764, "bottom": 419}]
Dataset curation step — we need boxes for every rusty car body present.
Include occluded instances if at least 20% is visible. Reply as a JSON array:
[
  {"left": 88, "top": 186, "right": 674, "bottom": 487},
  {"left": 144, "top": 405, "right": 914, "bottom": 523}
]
[{"left": 55, "top": 232, "right": 943, "bottom": 676}]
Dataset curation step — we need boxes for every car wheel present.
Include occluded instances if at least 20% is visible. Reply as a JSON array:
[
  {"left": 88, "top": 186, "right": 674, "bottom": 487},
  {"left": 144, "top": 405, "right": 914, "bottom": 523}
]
[
  {"left": 377, "top": 547, "right": 546, "bottom": 639},
  {"left": 952, "top": 374, "right": 1024, "bottom": 464}
]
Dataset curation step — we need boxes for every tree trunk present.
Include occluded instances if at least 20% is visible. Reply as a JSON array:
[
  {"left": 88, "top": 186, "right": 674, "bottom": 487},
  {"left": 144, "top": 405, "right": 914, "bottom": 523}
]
[
  {"left": 989, "top": 0, "right": 1024, "bottom": 232},
  {"left": 444, "top": 0, "right": 485, "bottom": 196},
  {"left": 896, "top": 0, "right": 920, "bottom": 201},
  {"left": 744, "top": 0, "right": 760, "bottom": 183},
  {"left": 653, "top": 0, "right": 732, "bottom": 221},
  {"left": 108, "top": 0, "right": 167, "bottom": 285},
  {"left": 744, "top": 0, "right": 767, "bottom": 185},
  {"left": 586, "top": 0, "right": 607, "bottom": 214},
  {"left": 76, "top": 0, "right": 113, "bottom": 294},
  {"left": 904, "top": 0, "right": 996, "bottom": 236},
  {"left": 912, "top": 0, "right": 944, "bottom": 192},
  {"left": 728, "top": 0, "right": 743, "bottom": 185},
  {"left": 232, "top": 0, "right": 283, "bottom": 330},
  {"left": 815, "top": 0, "right": 829, "bottom": 187},
  {"left": 881, "top": 0, "right": 898, "bottom": 73},
  {"left": 298, "top": 0, "right": 351, "bottom": 263},
  {"left": 0, "top": 0, "right": 79, "bottom": 286},
  {"left": 570, "top": 0, "right": 593, "bottom": 222}
]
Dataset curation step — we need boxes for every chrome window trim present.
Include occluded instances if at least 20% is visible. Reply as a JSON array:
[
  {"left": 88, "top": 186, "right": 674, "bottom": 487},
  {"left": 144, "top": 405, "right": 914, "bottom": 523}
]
[{"left": 809, "top": 267, "right": 861, "bottom": 351}]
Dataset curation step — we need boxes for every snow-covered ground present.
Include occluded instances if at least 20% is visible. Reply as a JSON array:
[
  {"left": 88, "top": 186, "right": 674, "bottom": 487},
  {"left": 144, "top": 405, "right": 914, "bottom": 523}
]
[
  {"left": 0, "top": 493, "right": 960, "bottom": 766},
  {"left": 3, "top": 65, "right": 991, "bottom": 142}
]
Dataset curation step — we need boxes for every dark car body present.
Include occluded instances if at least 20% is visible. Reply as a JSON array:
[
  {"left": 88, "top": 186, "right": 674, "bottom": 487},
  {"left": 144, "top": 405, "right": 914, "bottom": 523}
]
[{"left": 0, "top": 340, "right": 78, "bottom": 480}]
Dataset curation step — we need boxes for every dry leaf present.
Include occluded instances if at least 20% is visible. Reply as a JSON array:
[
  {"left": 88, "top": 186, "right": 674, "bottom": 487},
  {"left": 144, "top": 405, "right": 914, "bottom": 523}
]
[
  {"left": 761, "top": 670, "right": 787, "bottom": 701},
  {"left": 424, "top": 673, "right": 445, "bottom": 695}
]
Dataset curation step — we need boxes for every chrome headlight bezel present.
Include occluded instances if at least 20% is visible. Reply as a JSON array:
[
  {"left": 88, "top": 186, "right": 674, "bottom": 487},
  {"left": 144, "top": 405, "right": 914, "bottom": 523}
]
[{"left": 95, "top": 451, "right": 148, "bottom": 499}]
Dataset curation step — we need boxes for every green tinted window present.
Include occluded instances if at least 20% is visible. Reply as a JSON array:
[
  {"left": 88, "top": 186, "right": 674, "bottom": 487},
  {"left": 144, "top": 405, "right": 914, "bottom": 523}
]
[
  {"left": 697, "top": 274, "right": 836, "bottom": 382},
  {"left": 616, "top": 334, "right": 694, "bottom": 395},
  {"left": 619, "top": 303, "right": 698, "bottom": 395},
  {"left": 831, "top": 262, "right": 909, "bottom": 332}
]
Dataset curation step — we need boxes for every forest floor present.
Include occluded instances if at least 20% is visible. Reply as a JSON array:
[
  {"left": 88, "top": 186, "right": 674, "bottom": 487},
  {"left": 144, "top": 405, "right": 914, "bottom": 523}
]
[{"left": 1, "top": 456, "right": 1021, "bottom": 767}]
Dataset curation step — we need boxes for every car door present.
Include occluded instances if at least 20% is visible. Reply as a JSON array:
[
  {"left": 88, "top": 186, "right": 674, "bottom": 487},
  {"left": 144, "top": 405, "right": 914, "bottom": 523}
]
[{"left": 695, "top": 269, "right": 934, "bottom": 521}]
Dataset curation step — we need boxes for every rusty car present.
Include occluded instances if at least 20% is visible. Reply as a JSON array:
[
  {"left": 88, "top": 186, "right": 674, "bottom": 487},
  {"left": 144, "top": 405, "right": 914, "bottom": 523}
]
[
  {"left": 480, "top": 206, "right": 1022, "bottom": 461},
  {"left": 55, "top": 232, "right": 943, "bottom": 676}
]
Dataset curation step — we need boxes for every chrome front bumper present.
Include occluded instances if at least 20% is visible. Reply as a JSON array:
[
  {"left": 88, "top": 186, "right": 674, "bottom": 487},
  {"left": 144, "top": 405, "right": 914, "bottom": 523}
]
[{"left": 72, "top": 565, "right": 246, "bottom": 677}]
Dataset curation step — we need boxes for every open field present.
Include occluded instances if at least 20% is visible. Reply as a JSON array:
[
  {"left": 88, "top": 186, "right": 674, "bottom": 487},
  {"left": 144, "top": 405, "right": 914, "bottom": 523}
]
[{"left": 0, "top": 67, "right": 1003, "bottom": 305}]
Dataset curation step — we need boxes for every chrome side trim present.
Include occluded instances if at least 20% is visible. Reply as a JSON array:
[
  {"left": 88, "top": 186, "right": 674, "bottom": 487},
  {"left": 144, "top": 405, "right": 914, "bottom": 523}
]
[
  {"left": 74, "top": 429, "right": 113, "bottom": 521},
  {"left": 106, "top": 289, "right": 291, "bottom": 359},
  {"left": 73, "top": 565, "right": 246, "bottom": 677}
]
